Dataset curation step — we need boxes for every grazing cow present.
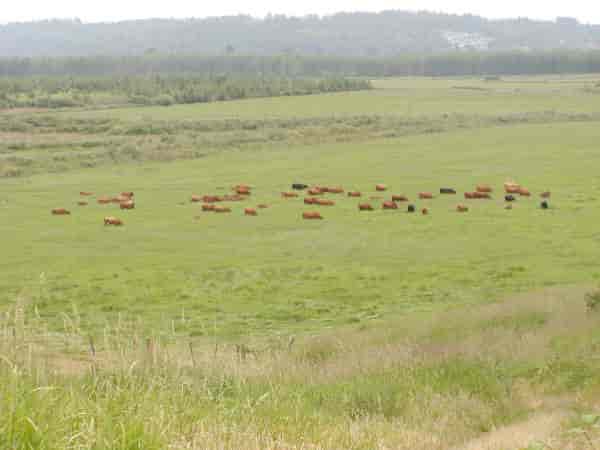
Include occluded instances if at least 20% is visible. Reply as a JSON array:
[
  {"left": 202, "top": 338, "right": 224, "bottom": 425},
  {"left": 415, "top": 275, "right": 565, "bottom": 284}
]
[
  {"left": 104, "top": 216, "right": 123, "bottom": 226},
  {"left": 392, "top": 195, "right": 408, "bottom": 202},
  {"left": 308, "top": 188, "right": 323, "bottom": 196},
  {"left": 440, "top": 188, "right": 456, "bottom": 195},
  {"left": 382, "top": 201, "right": 398, "bottom": 210},
  {"left": 120, "top": 192, "right": 134, "bottom": 198},
  {"left": 419, "top": 192, "right": 434, "bottom": 200},
  {"left": 120, "top": 200, "right": 135, "bottom": 210},
  {"left": 303, "top": 211, "right": 323, "bottom": 220},
  {"left": 292, "top": 184, "right": 309, "bottom": 190},
  {"left": 202, "top": 195, "right": 223, "bottom": 203},
  {"left": 244, "top": 208, "right": 258, "bottom": 216},
  {"left": 51, "top": 208, "right": 70, "bottom": 215},
  {"left": 518, "top": 188, "right": 531, "bottom": 197},
  {"left": 233, "top": 184, "right": 251, "bottom": 191},
  {"left": 348, "top": 191, "right": 362, "bottom": 197},
  {"left": 80, "top": 192, "right": 94, "bottom": 196},
  {"left": 504, "top": 183, "right": 521, "bottom": 194},
  {"left": 505, "top": 195, "right": 516, "bottom": 202},
  {"left": 77, "top": 201, "right": 88, "bottom": 206},
  {"left": 191, "top": 195, "right": 203, "bottom": 203},
  {"left": 540, "top": 191, "right": 551, "bottom": 199},
  {"left": 407, "top": 204, "right": 416, "bottom": 213},
  {"left": 214, "top": 206, "right": 232, "bottom": 213},
  {"left": 376, "top": 184, "right": 387, "bottom": 192},
  {"left": 456, "top": 204, "right": 469, "bottom": 213},
  {"left": 257, "top": 204, "right": 269, "bottom": 209},
  {"left": 304, "top": 197, "right": 317, "bottom": 205},
  {"left": 541, "top": 201, "right": 549, "bottom": 210},
  {"left": 421, "top": 208, "right": 429, "bottom": 215},
  {"left": 358, "top": 203, "right": 374, "bottom": 211},
  {"left": 315, "top": 199, "right": 335, "bottom": 206},
  {"left": 476, "top": 185, "right": 492, "bottom": 193},
  {"left": 326, "top": 187, "right": 344, "bottom": 194},
  {"left": 281, "top": 192, "right": 299, "bottom": 198},
  {"left": 202, "top": 204, "right": 216, "bottom": 211},
  {"left": 236, "top": 187, "right": 251, "bottom": 196},
  {"left": 97, "top": 197, "right": 111, "bottom": 205},
  {"left": 465, "top": 192, "right": 490, "bottom": 199}
]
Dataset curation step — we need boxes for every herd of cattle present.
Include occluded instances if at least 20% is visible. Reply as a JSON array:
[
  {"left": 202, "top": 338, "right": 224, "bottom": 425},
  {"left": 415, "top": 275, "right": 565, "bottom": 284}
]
[{"left": 50, "top": 181, "right": 551, "bottom": 225}]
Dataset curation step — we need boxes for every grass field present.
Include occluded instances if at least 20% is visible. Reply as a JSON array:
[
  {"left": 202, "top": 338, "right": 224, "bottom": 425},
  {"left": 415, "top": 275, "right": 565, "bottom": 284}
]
[{"left": 2, "top": 75, "right": 600, "bottom": 449}]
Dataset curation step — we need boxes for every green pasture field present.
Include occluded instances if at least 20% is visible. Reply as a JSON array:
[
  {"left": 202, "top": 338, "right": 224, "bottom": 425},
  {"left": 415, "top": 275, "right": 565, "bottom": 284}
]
[
  {"left": 65, "top": 74, "right": 600, "bottom": 121},
  {"left": 3, "top": 75, "right": 600, "bottom": 450},
  {"left": 1, "top": 114, "right": 600, "bottom": 338}
]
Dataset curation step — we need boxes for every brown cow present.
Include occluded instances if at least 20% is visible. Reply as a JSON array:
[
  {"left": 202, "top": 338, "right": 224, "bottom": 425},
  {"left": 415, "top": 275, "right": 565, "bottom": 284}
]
[
  {"left": 421, "top": 208, "right": 429, "bottom": 215},
  {"left": 476, "top": 185, "right": 492, "bottom": 193},
  {"left": 104, "top": 216, "right": 123, "bottom": 226},
  {"left": 214, "top": 206, "right": 232, "bottom": 213},
  {"left": 504, "top": 182, "right": 521, "bottom": 194},
  {"left": 456, "top": 204, "right": 469, "bottom": 213},
  {"left": 304, "top": 197, "right": 317, "bottom": 205},
  {"left": 52, "top": 208, "right": 70, "bottom": 215},
  {"left": 308, "top": 188, "right": 323, "bottom": 196},
  {"left": 392, "top": 195, "right": 408, "bottom": 202},
  {"left": 348, "top": 191, "right": 362, "bottom": 197},
  {"left": 257, "top": 204, "right": 269, "bottom": 209},
  {"left": 326, "top": 187, "right": 344, "bottom": 194},
  {"left": 77, "top": 201, "right": 88, "bottom": 206},
  {"left": 281, "top": 192, "right": 299, "bottom": 198},
  {"left": 120, "top": 192, "right": 134, "bottom": 198},
  {"left": 97, "top": 197, "right": 111, "bottom": 204},
  {"left": 376, "top": 184, "right": 387, "bottom": 192},
  {"left": 236, "top": 187, "right": 251, "bottom": 196},
  {"left": 382, "top": 201, "right": 398, "bottom": 210},
  {"left": 120, "top": 200, "right": 135, "bottom": 210},
  {"left": 303, "top": 211, "right": 323, "bottom": 220},
  {"left": 111, "top": 196, "right": 127, "bottom": 204},
  {"left": 358, "top": 203, "right": 374, "bottom": 211},
  {"left": 80, "top": 192, "right": 94, "bottom": 196},
  {"left": 191, "top": 195, "right": 203, "bottom": 203},
  {"left": 419, "top": 192, "right": 434, "bottom": 200},
  {"left": 540, "top": 191, "right": 551, "bottom": 199},
  {"left": 202, "top": 204, "right": 216, "bottom": 211},
  {"left": 203, "top": 195, "right": 223, "bottom": 203},
  {"left": 465, "top": 192, "right": 490, "bottom": 199},
  {"left": 519, "top": 188, "right": 531, "bottom": 197},
  {"left": 244, "top": 208, "right": 258, "bottom": 216},
  {"left": 315, "top": 199, "right": 335, "bottom": 206}
]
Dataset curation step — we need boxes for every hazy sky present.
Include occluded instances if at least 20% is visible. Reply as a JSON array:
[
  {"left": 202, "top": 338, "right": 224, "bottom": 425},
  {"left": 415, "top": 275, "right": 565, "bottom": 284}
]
[{"left": 2, "top": 0, "right": 599, "bottom": 24}]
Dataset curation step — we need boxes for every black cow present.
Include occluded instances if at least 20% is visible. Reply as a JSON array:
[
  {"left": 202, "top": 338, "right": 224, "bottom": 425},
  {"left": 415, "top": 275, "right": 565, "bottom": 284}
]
[
  {"left": 292, "top": 184, "right": 309, "bottom": 190},
  {"left": 505, "top": 195, "right": 516, "bottom": 202},
  {"left": 440, "top": 188, "right": 457, "bottom": 194},
  {"left": 407, "top": 204, "right": 416, "bottom": 213},
  {"left": 541, "top": 201, "right": 549, "bottom": 210}
]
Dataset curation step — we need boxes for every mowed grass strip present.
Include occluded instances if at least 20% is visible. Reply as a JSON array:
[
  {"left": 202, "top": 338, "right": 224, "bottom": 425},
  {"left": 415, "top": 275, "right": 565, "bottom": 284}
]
[{"left": 1, "top": 121, "right": 599, "bottom": 337}]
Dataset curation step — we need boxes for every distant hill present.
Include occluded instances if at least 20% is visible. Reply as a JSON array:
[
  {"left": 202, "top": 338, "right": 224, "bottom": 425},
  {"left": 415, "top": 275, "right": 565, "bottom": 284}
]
[{"left": 1, "top": 11, "right": 600, "bottom": 58}]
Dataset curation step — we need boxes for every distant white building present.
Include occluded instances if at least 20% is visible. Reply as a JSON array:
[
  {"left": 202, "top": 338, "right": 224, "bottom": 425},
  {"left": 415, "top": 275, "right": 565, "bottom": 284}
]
[{"left": 442, "top": 31, "right": 495, "bottom": 51}]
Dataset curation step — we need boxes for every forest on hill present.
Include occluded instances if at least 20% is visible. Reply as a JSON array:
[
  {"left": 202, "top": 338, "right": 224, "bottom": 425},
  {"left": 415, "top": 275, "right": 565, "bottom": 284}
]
[{"left": 1, "top": 11, "right": 599, "bottom": 58}]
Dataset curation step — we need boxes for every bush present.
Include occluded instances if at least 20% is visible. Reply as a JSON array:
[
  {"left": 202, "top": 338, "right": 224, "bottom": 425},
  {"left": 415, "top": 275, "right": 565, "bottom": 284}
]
[{"left": 585, "top": 289, "right": 600, "bottom": 311}]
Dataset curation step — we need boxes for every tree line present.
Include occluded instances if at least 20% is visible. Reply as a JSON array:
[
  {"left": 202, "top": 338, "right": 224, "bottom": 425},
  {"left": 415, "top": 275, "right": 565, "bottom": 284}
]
[
  {"left": 0, "top": 75, "right": 371, "bottom": 109},
  {"left": 2, "top": 51, "right": 600, "bottom": 79}
]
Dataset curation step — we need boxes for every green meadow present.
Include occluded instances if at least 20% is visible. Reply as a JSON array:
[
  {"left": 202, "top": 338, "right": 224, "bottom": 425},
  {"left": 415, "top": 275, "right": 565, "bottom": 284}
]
[{"left": 2, "top": 75, "right": 600, "bottom": 449}]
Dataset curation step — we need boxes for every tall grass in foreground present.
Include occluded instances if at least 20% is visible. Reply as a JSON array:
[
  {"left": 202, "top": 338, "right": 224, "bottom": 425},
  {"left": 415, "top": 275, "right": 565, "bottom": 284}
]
[{"left": 2, "top": 287, "right": 600, "bottom": 449}]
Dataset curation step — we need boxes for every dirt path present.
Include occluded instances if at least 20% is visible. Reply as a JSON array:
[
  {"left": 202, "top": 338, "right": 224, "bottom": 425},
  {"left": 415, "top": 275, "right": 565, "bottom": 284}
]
[{"left": 453, "top": 410, "right": 569, "bottom": 450}]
